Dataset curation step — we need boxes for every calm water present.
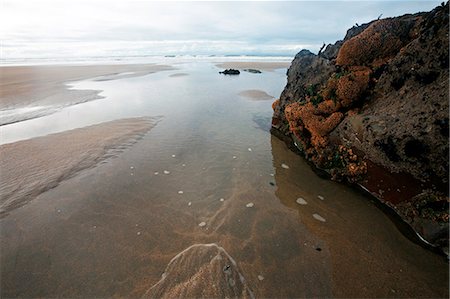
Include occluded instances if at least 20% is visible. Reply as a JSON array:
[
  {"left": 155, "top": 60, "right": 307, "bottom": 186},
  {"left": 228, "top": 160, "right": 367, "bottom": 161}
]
[{"left": 1, "top": 62, "right": 448, "bottom": 298}]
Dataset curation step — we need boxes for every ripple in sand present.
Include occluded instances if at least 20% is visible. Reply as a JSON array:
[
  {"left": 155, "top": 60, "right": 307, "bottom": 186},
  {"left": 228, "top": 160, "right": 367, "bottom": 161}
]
[
  {"left": 296, "top": 198, "right": 307, "bottom": 205},
  {"left": 198, "top": 222, "right": 207, "bottom": 227},
  {"left": 281, "top": 163, "right": 289, "bottom": 169},
  {"left": 143, "top": 243, "right": 254, "bottom": 298},
  {"left": 246, "top": 203, "right": 254, "bottom": 208},
  {"left": 313, "top": 213, "right": 326, "bottom": 222}
]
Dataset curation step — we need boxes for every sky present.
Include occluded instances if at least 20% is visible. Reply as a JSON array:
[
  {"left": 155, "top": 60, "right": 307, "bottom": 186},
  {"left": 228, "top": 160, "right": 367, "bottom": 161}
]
[{"left": 0, "top": 0, "right": 443, "bottom": 59}]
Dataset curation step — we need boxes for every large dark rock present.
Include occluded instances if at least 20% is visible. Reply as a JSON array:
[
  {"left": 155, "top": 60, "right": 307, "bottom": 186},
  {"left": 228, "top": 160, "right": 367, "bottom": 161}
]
[
  {"left": 219, "top": 69, "right": 240, "bottom": 75},
  {"left": 271, "top": 2, "right": 449, "bottom": 252}
]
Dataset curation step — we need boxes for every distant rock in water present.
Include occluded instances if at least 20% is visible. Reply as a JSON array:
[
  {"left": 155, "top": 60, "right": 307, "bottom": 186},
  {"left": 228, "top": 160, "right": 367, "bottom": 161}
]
[
  {"left": 271, "top": 3, "right": 449, "bottom": 251},
  {"left": 143, "top": 243, "right": 254, "bottom": 299},
  {"left": 219, "top": 69, "right": 240, "bottom": 75},
  {"left": 243, "top": 69, "right": 262, "bottom": 74}
]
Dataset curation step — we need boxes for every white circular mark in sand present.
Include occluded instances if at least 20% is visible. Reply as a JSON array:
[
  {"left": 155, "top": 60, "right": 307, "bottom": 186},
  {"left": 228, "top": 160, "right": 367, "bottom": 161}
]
[
  {"left": 281, "top": 163, "right": 289, "bottom": 169},
  {"left": 163, "top": 170, "right": 170, "bottom": 174},
  {"left": 313, "top": 213, "right": 326, "bottom": 222},
  {"left": 296, "top": 197, "right": 307, "bottom": 205},
  {"left": 178, "top": 191, "right": 184, "bottom": 194},
  {"left": 246, "top": 202, "right": 254, "bottom": 208},
  {"left": 258, "top": 275, "right": 264, "bottom": 281},
  {"left": 318, "top": 195, "right": 325, "bottom": 200},
  {"left": 198, "top": 221, "right": 206, "bottom": 227}
]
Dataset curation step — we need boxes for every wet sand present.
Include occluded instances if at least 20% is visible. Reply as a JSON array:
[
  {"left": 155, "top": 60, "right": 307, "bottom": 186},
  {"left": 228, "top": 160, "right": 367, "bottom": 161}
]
[
  {"left": 0, "top": 64, "right": 174, "bottom": 112},
  {"left": 0, "top": 62, "right": 448, "bottom": 298},
  {"left": 0, "top": 117, "right": 156, "bottom": 216},
  {"left": 238, "top": 89, "right": 275, "bottom": 101},
  {"left": 216, "top": 61, "right": 291, "bottom": 71}
]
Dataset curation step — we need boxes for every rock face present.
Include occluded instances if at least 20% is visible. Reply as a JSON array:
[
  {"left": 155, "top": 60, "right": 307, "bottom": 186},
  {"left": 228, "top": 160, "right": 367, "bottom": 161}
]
[{"left": 272, "top": 3, "right": 449, "bottom": 251}]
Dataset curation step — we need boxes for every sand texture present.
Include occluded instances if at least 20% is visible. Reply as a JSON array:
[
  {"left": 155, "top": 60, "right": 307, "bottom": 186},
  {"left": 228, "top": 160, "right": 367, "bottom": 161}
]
[
  {"left": 0, "top": 117, "right": 156, "bottom": 216},
  {"left": 0, "top": 64, "right": 174, "bottom": 112},
  {"left": 238, "top": 89, "right": 274, "bottom": 101},
  {"left": 144, "top": 243, "right": 254, "bottom": 299}
]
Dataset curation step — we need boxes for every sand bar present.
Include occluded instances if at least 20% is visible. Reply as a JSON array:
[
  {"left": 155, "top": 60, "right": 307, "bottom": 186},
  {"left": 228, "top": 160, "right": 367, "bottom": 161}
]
[
  {"left": 0, "top": 117, "right": 156, "bottom": 216},
  {"left": 0, "top": 64, "right": 174, "bottom": 110},
  {"left": 238, "top": 89, "right": 274, "bottom": 101}
]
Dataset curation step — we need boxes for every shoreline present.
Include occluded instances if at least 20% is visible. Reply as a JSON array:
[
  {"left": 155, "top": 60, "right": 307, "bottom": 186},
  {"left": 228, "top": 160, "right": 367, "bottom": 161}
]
[{"left": 271, "top": 127, "right": 449, "bottom": 257}]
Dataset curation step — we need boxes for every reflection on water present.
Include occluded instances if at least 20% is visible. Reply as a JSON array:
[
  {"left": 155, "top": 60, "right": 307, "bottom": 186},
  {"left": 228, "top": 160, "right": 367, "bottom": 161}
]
[{"left": 0, "top": 62, "right": 448, "bottom": 298}]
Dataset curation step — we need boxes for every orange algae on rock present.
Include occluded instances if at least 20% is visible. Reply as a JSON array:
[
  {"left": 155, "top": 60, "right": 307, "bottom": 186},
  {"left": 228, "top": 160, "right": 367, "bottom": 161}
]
[{"left": 336, "top": 18, "right": 415, "bottom": 67}]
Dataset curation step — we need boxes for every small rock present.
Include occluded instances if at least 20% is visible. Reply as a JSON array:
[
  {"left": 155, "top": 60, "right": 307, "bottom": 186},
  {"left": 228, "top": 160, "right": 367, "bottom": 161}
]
[
  {"left": 243, "top": 69, "right": 262, "bottom": 74},
  {"left": 188, "top": 202, "right": 192, "bottom": 206},
  {"left": 270, "top": 173, "right": 274, "bottom": 176},
  {"left": 281, "top": 163, "right": 289, "bottom": 169},
  {"left": 248, "top": 148, "right": 252, "bottom": 152},
  {"left": 178, "top": 191, "right": 184, "bottom": 194},
  {"left": 317, "top": 195, "right": 324, "bottom": 200},
  {"left": 163, "top": 170, "right": 170, "bottom": 174},
  {"left": 182, "top": 164, "right": 186, "bottom": 167},
  {"left": 296, "top": 197, "right": 307, "bottom": 205},
  {"left": 198, "top": 221, "right": 206, "bottom": 227},
  {"left": 233, "top": 156, "right": 237, "bottom": 159},
  {"left": 246, "top": 202, "right": 254, "bottom": 208},
  {"left": 57, "top": 209, "right": 61, "bottom": 213},
  {"left": 257, "top": 275, "right": 264, "bottom": 281},
  {"left": 154, "top": 172, "right": 159, "bottom": 175},
  {"left": 313, "top": 213, "right": 326, "bottom": 222},
  {"left": 172, "top": 154, "right": 176, "bottom": 158},
  {"left": 130, "top": 166, "right": 134, "bottom": 170},
  {"left": 219, "top": 69, "right": 240, "bottom": 75},
  {"left": 220, "top": 198, "right": 225, "bottom": 202},
  {"left": 137, "top": 232, "right": 141, "bottom": 236},
  {"left": 130, "top": 173, "right": 134, "bottom": 176},
  {"left": 269, "top": 182, "right": 275, "bottom": 186}
]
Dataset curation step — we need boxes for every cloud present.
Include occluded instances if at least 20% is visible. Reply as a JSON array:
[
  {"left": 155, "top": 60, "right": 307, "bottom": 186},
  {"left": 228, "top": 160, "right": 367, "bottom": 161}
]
[{"left": 1, "top": 0, "right": 442, "bottom": 58}]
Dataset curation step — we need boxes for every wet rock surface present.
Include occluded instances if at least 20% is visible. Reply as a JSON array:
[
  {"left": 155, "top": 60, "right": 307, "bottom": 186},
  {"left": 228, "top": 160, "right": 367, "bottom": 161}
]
[
  {"left": 219, "top": 69, "right": 240, "bottom": 75},
  {"left": 272, "top": 3, "right": 449, "bottom": 251}
]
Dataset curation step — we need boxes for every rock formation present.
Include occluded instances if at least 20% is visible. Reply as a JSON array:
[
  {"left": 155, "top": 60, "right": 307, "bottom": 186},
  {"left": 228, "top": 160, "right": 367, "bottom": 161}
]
[{"left": 272, "top": 2, "right": 449, "bottom": 251}]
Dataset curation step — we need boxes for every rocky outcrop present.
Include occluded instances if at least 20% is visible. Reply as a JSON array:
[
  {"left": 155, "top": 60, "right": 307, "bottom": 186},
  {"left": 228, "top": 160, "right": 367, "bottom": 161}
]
[
  {"left": 272, "top": 3, "right": 449, "bottom": 251},
  {"left": 219, "top": 69, "right": 240, "bottom": 75}
]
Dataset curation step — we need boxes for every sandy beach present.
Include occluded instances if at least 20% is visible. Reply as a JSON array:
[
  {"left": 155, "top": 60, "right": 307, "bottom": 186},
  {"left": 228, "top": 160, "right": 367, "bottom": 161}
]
[
  {"left": 0, "top": 64, "right": 174, "bottom": 114},
  {"left": 0, "top": 117, "right": 156, "bottom": 216},
  {"left": 0, "top": 62, "right": 448, "bottom": 298}
]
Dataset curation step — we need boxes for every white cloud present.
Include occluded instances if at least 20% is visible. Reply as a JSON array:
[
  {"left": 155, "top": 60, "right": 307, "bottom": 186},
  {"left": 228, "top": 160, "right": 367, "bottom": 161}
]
[{"left": 0, "top": 0, "right": 442, "bottom": 58}]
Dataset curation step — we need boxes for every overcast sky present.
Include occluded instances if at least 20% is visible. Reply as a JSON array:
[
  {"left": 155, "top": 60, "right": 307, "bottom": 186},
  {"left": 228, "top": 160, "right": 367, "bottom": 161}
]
[{"left": 0, "top": 0, "right": 442, "bottom": 58}]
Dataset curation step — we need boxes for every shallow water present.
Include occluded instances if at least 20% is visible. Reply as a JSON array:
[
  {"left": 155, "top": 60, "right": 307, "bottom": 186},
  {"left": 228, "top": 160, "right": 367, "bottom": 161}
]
[{"left": 1, "top": 62, "right": 448, "bottom": 298}]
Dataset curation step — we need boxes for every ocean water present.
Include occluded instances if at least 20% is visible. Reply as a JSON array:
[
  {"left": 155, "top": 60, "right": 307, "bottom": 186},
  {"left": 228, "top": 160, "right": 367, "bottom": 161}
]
[{"left": 0, "top": 61, "right": 448, "bottom": 297}]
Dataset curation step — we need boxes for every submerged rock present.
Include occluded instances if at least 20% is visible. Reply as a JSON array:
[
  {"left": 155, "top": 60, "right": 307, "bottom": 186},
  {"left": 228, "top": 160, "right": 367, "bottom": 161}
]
[
  {"left": 219, "top": 69, "right": 240, "bottom": 75},
  {"left": 243, "top": 69, "right": 262, "bottom": 74}
]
